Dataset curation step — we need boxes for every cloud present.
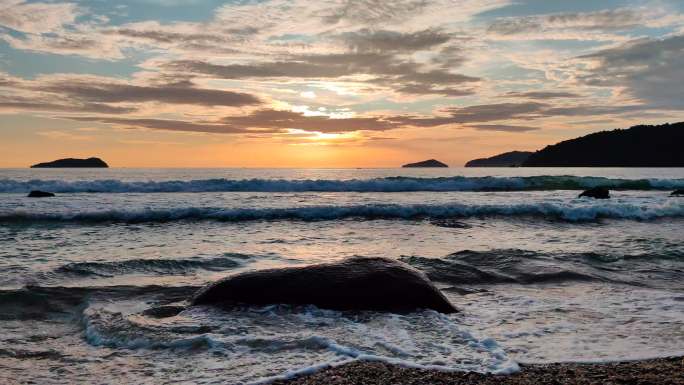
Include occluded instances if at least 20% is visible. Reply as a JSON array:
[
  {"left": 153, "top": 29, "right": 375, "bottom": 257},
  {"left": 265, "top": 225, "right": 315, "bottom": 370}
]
[
  {"left": 0, "top": 1, "right": 123, "bottom": 59},
  {"left": 111, "top": 25, "right": 257, "bottom": 44},
  {"left": 103, "top": 22, "right": 258, "bottom": 55},
  {"left": 163, "top": 52, "right": 480, "bottom": 96},
  {"left": 318, "top": 0, "right": 510, "bottom": 28},
  {"left": 164, "top": 52, "right": 416, "bottom": 79},
  {"left": 387, "top": 101, "right": 647, "bottom": 128},
  {"left": 483, "top": 8, "right": 683, "bottom": 41},
  {"left": 65, "top": 116, "right": 280, "bottom": 135},
  {"left": 220, "top": 108, "right": 398, "bottom": 133},
  {"left": 0, "top": 1, "right": 80, "bottom": 34},
  {"left": 37, "top": 78, "right": 262, "bottom": 107},
  {"left": 6, "top": 0, "right": 679, "bottom": 149},
  {"left": 64, "top": 110, "right": 400, "bottom": 135},
  {"left": 2, "top": 33, "right": 125, "bottom": 60},
  {"left": 0, "top": 72, "right": 16, "bottom": 87},
  {"left": 542, "top": 104, "right": 644, "bottom": 117},
  {"left": 385, "top": 102, "right": 543, "bottom": 127},
  {"left": 63, "top": 105, "right": 544, "bottom": 135},
  {"left": 136, "top": 0, "right": 204, "bottom": 6},
  {"left": 467, "top": 124, "right": 539, "bottom": 132},
  {"left": 392, "top": 83, "right": 475, "bottom": 97},
  {"left": 0, "top": 74, "right": 263, "bottom": 116},
  {"left": 442, "top": 102, "right": 547, "bottom": 122},
  {"left": 321, "top": 0, "right": 430, "bottom": 25},
  {"left": 0, "top": 0, "right": 506, "bottom": 62},
  {"left": 576, "top": 34, "right": 684, "bottom": 108},
  {"left": 336, "top": 28, "right": 451, "bottom": 52},
  {"left": 488, "top": 9, "right": 644, "bottom": 36},
  {"left": 504, "top": 91, "right": 581, "bottom": 99},
  {"left": 0, "top": 94, "right": 137, "bottom": 114},
  {"left": 55, "top": 97, "right": 650, "bottom": 137},
  {"left": 212, "top": 0, "right": 508, "bottom": 41}
]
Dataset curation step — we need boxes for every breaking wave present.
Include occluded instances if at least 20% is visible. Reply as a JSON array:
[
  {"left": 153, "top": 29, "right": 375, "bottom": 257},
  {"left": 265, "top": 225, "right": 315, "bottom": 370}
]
[
  {"left": 54, "top": 254, "right": 248, "bottom": 277},
  {"left": 1, "top": 175, "right": 683, "bottom": 193},
  {"left": 1, "top": 201, "right": 683, "bottom": 224},
  {"left": 402, "top": 249, "right": 684, "bottom": 289},
  {"left": 0, "top": 285, "right": 198, "bottom": 320}
]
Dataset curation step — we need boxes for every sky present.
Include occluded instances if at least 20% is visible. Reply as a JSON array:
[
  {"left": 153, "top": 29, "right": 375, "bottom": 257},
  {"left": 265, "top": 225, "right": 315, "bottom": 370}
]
[{"left": 2, "top": 0, "right": 684, "bottom": 167}]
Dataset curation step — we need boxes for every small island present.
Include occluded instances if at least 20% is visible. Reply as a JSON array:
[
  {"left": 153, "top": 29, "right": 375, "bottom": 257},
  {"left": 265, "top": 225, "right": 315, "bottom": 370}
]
[
  {"left": 30, "top": 157, "right": 109, "bottom": 168},
  {"left": 402, "top": 159, "right": 448, "bottom": 168},
  {"left": 465, "top": 151, "right": 532, "bottom": 167}
]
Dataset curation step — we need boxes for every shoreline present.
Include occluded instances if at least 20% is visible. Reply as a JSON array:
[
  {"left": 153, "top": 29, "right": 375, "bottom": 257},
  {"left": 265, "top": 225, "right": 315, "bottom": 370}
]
[{"left": 274, "top": 356, "right": 684, "bottom": 385}]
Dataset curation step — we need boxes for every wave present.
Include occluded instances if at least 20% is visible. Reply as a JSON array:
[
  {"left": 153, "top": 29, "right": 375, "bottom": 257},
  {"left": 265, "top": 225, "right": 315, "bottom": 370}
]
[
  {"left": 2, "top": 201, "right": 683, "bottom": 224},
  {"left": 0, "top": 285, "right": 198, "bottom": 320},
  {"left": 402, "top": 254, "right": 598, "bottom": 286},
  {"left": 1, "top": 175, "right": 683, "bottom": 193},
  {"left": 54, "top": 254, "right": 247, "bottom": 278},
  {"left": 402, "top": 249, "right": 684, "bottom": 289}
]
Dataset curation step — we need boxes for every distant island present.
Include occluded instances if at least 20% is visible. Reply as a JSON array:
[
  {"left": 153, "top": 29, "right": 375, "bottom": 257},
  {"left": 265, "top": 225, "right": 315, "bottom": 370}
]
[
  {"left": 465, "top": 151, "right": 532, "bottom": 167},
  {"left": 402, "top": 159, "right": 448, "bottom": 168},
  {"left": 464, "top": 122, "right": 684, "bottom": 167},
  {"left": 30, "top": 157, "right": 109, "bottom": 168}
]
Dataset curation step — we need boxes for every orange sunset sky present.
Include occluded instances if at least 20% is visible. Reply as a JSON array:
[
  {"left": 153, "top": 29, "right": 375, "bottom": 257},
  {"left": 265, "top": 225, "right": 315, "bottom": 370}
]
[{"left": 2, "top": 0, "right": 684, "bottom": 167}]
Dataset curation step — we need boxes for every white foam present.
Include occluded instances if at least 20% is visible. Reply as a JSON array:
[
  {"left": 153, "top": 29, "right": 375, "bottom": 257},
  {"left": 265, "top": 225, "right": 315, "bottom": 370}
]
[
  {"left": 3, "top": 200, "right": 683, "bottom": 223},
  {"left": 80, "top": 302, "right": 518, "bottom": 383},
  {"left": 1, "top": 175, "right": 682, "bottom": 193}
]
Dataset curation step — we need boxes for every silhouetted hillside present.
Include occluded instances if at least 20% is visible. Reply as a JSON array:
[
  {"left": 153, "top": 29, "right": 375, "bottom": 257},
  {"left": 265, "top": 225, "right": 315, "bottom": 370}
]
[
  {"left": 465, "top": 151, "right": 532, "bottom": 167},
  {"left": 523, "top": 122, "right": 684, "bottom": 167}
]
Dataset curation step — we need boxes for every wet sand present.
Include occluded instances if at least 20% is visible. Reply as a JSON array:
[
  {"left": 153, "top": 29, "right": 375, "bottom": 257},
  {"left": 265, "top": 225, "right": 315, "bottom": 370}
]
[{"left": 275, "top": 356, "right": 684, "bottom": 385}]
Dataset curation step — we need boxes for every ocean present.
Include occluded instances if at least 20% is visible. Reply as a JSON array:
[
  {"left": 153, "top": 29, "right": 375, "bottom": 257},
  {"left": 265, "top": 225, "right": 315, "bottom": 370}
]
[{"left": 1, "top": 167, "right": 683, "bottom": 384}]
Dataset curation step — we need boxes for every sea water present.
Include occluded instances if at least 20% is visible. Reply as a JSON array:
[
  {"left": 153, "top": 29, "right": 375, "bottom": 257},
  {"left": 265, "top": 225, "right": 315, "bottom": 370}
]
[{"left": 0, "top": 167, "right": 683, "bottom": 384}]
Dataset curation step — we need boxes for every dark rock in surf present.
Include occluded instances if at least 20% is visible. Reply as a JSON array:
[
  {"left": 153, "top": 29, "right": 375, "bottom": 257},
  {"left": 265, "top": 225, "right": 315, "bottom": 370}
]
[
  {"left": 27, "top": 190, "right": 55, "bottom": 198},
  {"left": 402, "top": 159, "right": 448, "bottom": 168},
  {"left": 191, "top": 257, "right": 457, "bottom": 314},
  {"left": 141, "top": 305, "right": 186, "bottom": 319},
  {"left": 671, "top": 189, "right": 684, "bottom": 197},
  {"left": 579, "top": 187, "right": 610, "bottom": 199}
]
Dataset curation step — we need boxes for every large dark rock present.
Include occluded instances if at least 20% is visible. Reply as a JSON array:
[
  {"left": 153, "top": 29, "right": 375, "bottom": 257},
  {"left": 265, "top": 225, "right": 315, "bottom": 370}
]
[
  {"left": 671, "top": 189, "right": 684, "bottom": 197},
  {"left": 465, "top": 151, "right": 532, "bottom": 167},
  {"left": 402, "top": 159, "right": 448, "bottom": 168},
  {"left": 27, "top": 190, "right": 55, "bottom": 198},
  {"left": 192, "top": 257, "right": 457, "bottom": 314},
  {"left": 579, "top": 187, "right": 610, "bottom": 199},
  {"left": 30, "top": 157, "right": 108, "bottom": 168}
]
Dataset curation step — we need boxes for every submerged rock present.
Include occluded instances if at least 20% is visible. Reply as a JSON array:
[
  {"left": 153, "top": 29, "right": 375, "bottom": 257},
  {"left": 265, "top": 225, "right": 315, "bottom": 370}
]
[
  {"left": 27, "top": 190, "right": 55, "bottom": 198},
  {"left": 671, "top": 189, "right": 684, "bottom": 197},
  {"left": 579, "top": 187, "right": 610, "bottom": 199},
  {"left": 192, "top": 257, "right": 457, "bottom": 314}
]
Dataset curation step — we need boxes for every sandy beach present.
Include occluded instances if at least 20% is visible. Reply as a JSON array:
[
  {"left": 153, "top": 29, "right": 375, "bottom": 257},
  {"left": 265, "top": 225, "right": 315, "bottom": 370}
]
[{"left": 276, "top": 357, "right": 684, "bottom": 385}]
